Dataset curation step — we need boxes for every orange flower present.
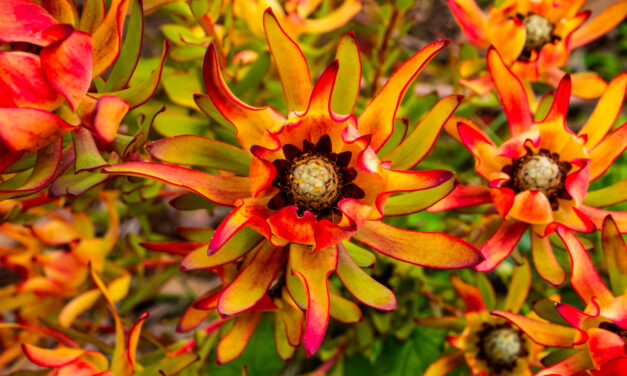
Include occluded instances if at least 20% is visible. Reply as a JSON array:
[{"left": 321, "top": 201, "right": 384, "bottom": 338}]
[
  {"left": 449, "top": 0, "right": 627, "bottom": 99},
  {"left": 495, "top": 217, "right": 627, "bottom": 375},
  {"left": 105, "top": 9, "right": 482, "bottom": 358},
  {"left": 430, "top": 48, "right": 627, "bottom": 285}
]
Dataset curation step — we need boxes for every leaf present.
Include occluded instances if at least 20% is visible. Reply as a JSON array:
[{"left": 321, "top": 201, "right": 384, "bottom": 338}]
[{"left": 373, "top": 327, "right": 446, "bottom": 376}]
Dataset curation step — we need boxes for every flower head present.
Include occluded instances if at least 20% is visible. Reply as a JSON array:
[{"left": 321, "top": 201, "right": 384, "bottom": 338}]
[
  {"left": 105, "top": 9, "right": 482, "bottom": 358},
  {"left": 430, "top": 47, "right": 627, "bottom": 285},
  {"left": 448, "top": 0, "right": 627, "bottom": 98}
]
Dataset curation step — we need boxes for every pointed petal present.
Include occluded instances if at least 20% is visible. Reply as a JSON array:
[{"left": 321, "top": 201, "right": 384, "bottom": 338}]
[
  {"left": 218, "top": 241, "right": 286, "bottom": 316},
  {"left": 457, "top": 121, "right": 503, "bottom": 179},
  {"left": 336, "top": 243, "right": 396, "bottom": 310},
  {"left": 534, "top": 350, "right": 593, "bottom": 376},
  {"left": 489, "top": 18, "right": 525, "bottom": 64},
  {"left": 386, "top": 177, "right": 456, "bottom": 216},
  {"left": 306, "top": 60, "right": 338, "bottom": 115},
  {"left": 555, "top": 301, "right": 598, "bottom": 344},
  {"left": 579, "top": 205, "right": 627, "bottom": 233},
  {"left": 555, "top": 226, "right": 613, "bottom": 305},
  {"left": 602, "top": 216, "right": 627, "bottom": 297},
  {"left": 0, "top": 108, "right": 74, "bottom": 152},
  {"left": 102, "top": 162, "right": 250, "bottom": 206},
  {"left": 491, "top": 311, "right": 576, "bottom": 347},
  {"left": 450, "top": 275, "right": 486, "bottom": 312},
  {"left": 297, "top": 0, "right": 362, "bottom": 35},
  {"left": 504, "top": 256, "right": 532, "bottom": 313},
  {"left": 359, "top": 40, "right": 447, "bottom": 151},
  {"left": 531, "top": 230, "right": 566, "bottom": 286},
  {"left": 427, "top": 184, "right": 492, "bottom": 212},
  {"left": 263, "top": 9, "right": 311, "bottom": 113},
  {"left": 509, "top": 190, "right": 553, "bottom": 224},
  {"left": 314, "top": 199, "right": 371, "bottom": 251},
  {"left": 22, "top": 345, "right": 85, "bottom": 368},
  {"left": 589, "top": 328, "right": 627, "bottom": 369},
  {"left": 487, "top": 47, "right": 533, "bottom": 135},
  {"left": 475, "top": 218, "right": 528, "bottom": 272},
  {"left": 329, "top": 292, "right": 362, "bottom": 323},
  {"left": 208, "top": 200, "right": 272, "bottom": 253},
  {"left": 202, "top": 43, "right": 284, "bottom": 151},
  {"left": 181, "top": 229, "right": 262, "bottom": 271},
  {"left": 127, "top": 312, "right": 148, "bottom": 368},
  {"left": 331, "top": 32, "right": 360, "bottom": 115},
  {"left": 384, "top": 95, "right": 462, "bottom": 169},
  {"left": 352, "top": 220, "right": 481, "bottom": 269},
  {"left": 447, "top": 0, "right": 489, "bottom": 48},
  {"left": 570, "top": 1, "right": 627, "bottom": 48},
  {"left": 268, "top": 206, "right": 317, "bottom": 245},
  {"left": 578, "top": 73, "right": 627, "bottom": 148},
  {"left": 40, "top": 30, "right": 92, "bottom": 110},
  {"left": 588, "top": 122, "right": 627, "bottom": 181},
  {"left": 585, "top": 179, "right": 627, "bottom": 207},
  {"left": 91, "top": 0, "right": 131, "bottom": 77},
  {"left": 289, "top": 243, "right": 337, "bottom": 356},
  {"left": 216, "top": 310, "right": 262, "bottom": 364},
  {"left": 541, "top": 74, "right": 571, "bottom": 124},
  {"left": 424, "top": 351, "right": 465, "bottom": 376},
  {"left": 0, "top": 0, "right": 57, "bottom": 45}
]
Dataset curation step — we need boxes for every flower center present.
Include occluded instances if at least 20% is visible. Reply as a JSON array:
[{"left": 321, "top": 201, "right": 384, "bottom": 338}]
[
  {"left": 476, "top": 323, "right": 528, "bottom": 373},
  {"left": 289, "top": 155, "right": 340, "bottom": 209},
  {"left": 501, "top": 149, "right": 571, "bottom": 210},
  {"left": 523, "top": 14, "right": 554, "bottom": 52}
]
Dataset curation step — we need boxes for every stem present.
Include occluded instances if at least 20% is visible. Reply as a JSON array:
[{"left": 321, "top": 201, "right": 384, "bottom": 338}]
[{"left": 371, "top": 7, "right": 400, "bottom": 95}]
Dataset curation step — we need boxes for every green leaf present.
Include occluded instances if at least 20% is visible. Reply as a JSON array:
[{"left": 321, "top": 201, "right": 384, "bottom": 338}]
[{"left": 373, "top": 327, "right": 446, "bottom": 375}]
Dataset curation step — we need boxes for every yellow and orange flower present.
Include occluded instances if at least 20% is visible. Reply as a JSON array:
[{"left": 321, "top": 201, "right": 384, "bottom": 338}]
[
  {"left": 420, "top": 259, "right": 544, "bottom": 376},
  {"left": 449, "top": 0, "right": 627, "bottom": 99},
  {"left": 430, "top": 47, "right": 627, "bottom": 285},
  {"left": 495, "top": 217, "right": 627, "bottom": 375},
  {"left": 104, "top": 9, "right": 482, "bottom": 358}
]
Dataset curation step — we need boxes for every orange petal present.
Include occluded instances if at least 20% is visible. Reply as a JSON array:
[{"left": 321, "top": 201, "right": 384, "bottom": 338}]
[
  {"left": 359, "top": 40, "right": 447, "bottom": 151},
  {"left": 0, "top": 0, "right": 57, "bottom": 45},
  {"left": 90, "top": 96, "right": 129, "bottom": 143},
  {"left": 570, "top": 1, "right": 627, "bottom": 49},
  {"left": 127, "top": 312, "right": 148, "bottom": 368},
  {"left": 570, "top": 71, "right": 608, "bottom": 100},
  {"left": 91, "top": 0, "right": 131, "bottom": 77},
  {"left": 503, "top": 256, "right": 532, "bottom": 313},
  {"left": 588, "top": 122, "right": 627, "bottom": 181},
  {"left": 427, "top": 184, "right": 492, "bottom": 212},
  {"left": 491, "top": 310, "right": 576, "bottom": 347},
  {"left": 268, "top": 206, "right": 316, "bottom": 245},
  {"left": 218, "top": 241, "right": 286, "bottom": 316},
  {"left": 489, "top": 18, "right": 526, "bottom": 64},
  {"left": 22, "top": 345, "right": 84, "bottom": 368},
  {"left": 180, "top": 230, "right": 262, "bottom": 271},
  {"left": 540, "top": 74, "right": 571, "bottom": 124},
  {"left": 579, "top": 73, "right": 627, "bottom": 148},
  {"left": 475, "top": 218, "right": 528, "bottom": 272},
  {"left": 556, "top": 226, "right": 613, "bottom": 305},
  {"left": 588, "top": 328, "right": 627, "bottom": 369},
  {"left": 306, "top": 60, "right": 338, "bottom": 116},
  {"left": 102, "top": 162, "right": 250, "bottom": 206},
  {"left": 450, "top": 275, "right": 486, "bottom": 312},
  {"left": 352, "top": 220, "right": 481, "bottom": 269},
  {"left": 336, "top": 243, "right": 396, "bottom": 311},
  {"left": 531, "top": 230, "right": 565, "bottom": 286},
  {"left": 208, "top": 200, "right": 272, "bottom": 253},
  {"left": 0, "top": 109, "right": 74, "bottom": 152},
  {"left": 508, "top": 190, "right": 553, "bottom": 224},
  {"left": 40, "top": 30, "right": 92, "bottom": 110},
  {"left": 423, "top": 351, "right": 466, "bottom": 376},
  {"left": 216, "top": 310, "right": 262, "bottom": 364},
  {"left": 202, "top": 43, "right": 284, "bottom": 151},
  {"left": 487, "top": 47, "right": 533, "bottom": 135},
  {"left": 457, "top": 121, "right": 503, "bottom": 179},
  {"left": 289, "top": 243, "right": 337, "bottom": 356},
  {"left": 263, "top": 9, "right": 312, "bottom": 113},
  {"left": 537, "top": 42, "right": 568, "bottom": 73},
  {"left": 447, "top": 0, "right": 489, "bottom": 48}
]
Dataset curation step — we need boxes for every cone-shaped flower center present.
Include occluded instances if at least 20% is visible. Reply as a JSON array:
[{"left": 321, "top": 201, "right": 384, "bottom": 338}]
[
  {"left": 523, "top": 14, "right": 554, "bottom": 54},
  {"left": 517, "top": 155, "right": 561, "bottom": 193},
  {"left": 477, "top": 323, "right": 527, "bottom": 373},
  {"left": 290, "top": 156, "right": 339, "bottom": 203}
]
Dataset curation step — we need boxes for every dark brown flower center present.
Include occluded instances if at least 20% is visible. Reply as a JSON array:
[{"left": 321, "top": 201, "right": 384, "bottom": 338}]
[
  {"left": 501, "top": 148, "right": 572, "bottom": 210},
  {"left": 476, "top": 323, "right": 528, "bottom": 374},
  {"left": 267, "top": 134, "right": 364, "bottom": 220},
  {"left": 515, "top": 13, "right": 558, "bottom": 61},
  {"left": 0, "top": 42, "right": 42, "bottom": 55}
]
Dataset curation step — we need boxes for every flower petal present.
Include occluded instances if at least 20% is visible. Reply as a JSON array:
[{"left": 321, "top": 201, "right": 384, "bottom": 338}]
[
  {"left": 447, "top": 0, "right": 489, "bottom": 48},
  {"left": 90, "top": 96, "right": 129, "bottom": 143},
  {"left": 509, "top": 190, "right": 553, "bottom": 224},
  {"left": 208, "top": 200, "right": 272, "bottom": 253},
  {"left": 475, "top": 218, "right": 528, "bottom": 272},
  {"left": 352, "top": 220, "right": 482, "bottom": 269},
  {"left": 503, "top": 256, "right": 532, "bottom": 313},
  {"left": 487, "top": 47, "right": 533, "bottom": 135},
  {"left": 289, "top": 243, "right": 337, "bottom": 357},
  {"left": 534, "top": 350, "right": 593, "bottom": 376},
  {"left": 491, "top": 310, "right": 576, "bottom": 347},
  {"left": 22, "top": 345, "right": 85, "bottom": 368},
  {"left": 40, "top": 29, "right": 92, "bottom": 110},
  {"left": 147, "top": 135, "right": 250, "bottom": 175},
  {"left": 0, "top": 0, "right": 57, "bottom": 45},
  {"left": 181, "top": 229, "right": 262, "bottom": 271},
  {"left": 127, "top": 312, "right": 148, "bottom": 368},
  {"left": 531, "top": 230, "right": 566, "bottom": 286},
  {"left": 578, "top": 73, "right": 627, "bottom": 148},
  {"left": 335, "top": 243, "right": 396, "bottom": 310},
  {"left": 540, "top": 74, "right": 571, "bottom": 124},
  {"left": 314, "top": 199, "right": 371, "bottom": 251},
  {"left": 359, "top": 40, "right": 447, "bottom": 151},
  {"left": 0, "top": 108, "right": 74, "bottom": 152},
  {"left": 331, "top": 32, "right": 360, "bottom": 115},
  {"left": 570, "top": 71, "right": 608, "bottom": 100},
  {"left": 588, "top": 122, "right": 627, "bottom": 181},
  {"left": 427, "top": 184, "right": 492, "bottom": 212},
  {"left": 202, "top": 43, "right": 284, "bottom": 151},
  {"left": 102, "top": 162, "right": 250, "bottom": 207},
  {"left": 216, "top": 310, "right": 262, "bottom": 364},
  {"left": 91, "top": 0, "right": 131, "bottom": 77},
  {"left": 603, "top": 216, "right": 627, "bottom": 297},
  {"left": 263, "top": 9, "right": 312, "bottom": 113},
  {"left": 450, "top": 275, "right": 486, "bottom": 312},
  {"left": 584, "top": 179, "right": 627, "bottom": 208},
  {"left": 423, "top": 351, "right": 466, "bottom": 376},
  {"left": 555, "top": 226, "right": 613, "bottom": 305},
  {"left": 268, "top": 206, "right": 316, "bottom": 245},
  {"left": 579, "top": 205, "right": 627, "bottom": 233},
  {"left": 555, "top": 301, "right": 598, "bottom": 345},
  {"left": 306, "top": 60, "right": 338, "bottom": 116},
  {"left": 218, "top": 241, "right": 287, "bottom": 316},
  {"left": 489, "top": 18, "right": 526, "bottom": 64},
  {"left": 386, "top": 178, "right": 456, "bottom": 216},
  {"left": 384, "top": 95, "right": 462, "bottom": 169},
  {"left": 589, "top": 328, "right": 627, "bottom": 369},
  {"left": 570, "top": 1, "right": 627, "bottom": 49}
]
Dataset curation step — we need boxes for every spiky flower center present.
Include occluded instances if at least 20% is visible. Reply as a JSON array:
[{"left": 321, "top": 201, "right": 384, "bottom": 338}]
[
  {"left": 289, "top": 156, "right": 340, "bottom": 207},
  {"left": 476, "top": 323, "right": 528, "bottom": 374},
  {"left": 517, "top": 155, "right": 561, "bottom": 193},
  {"left": 523, "top": 14, "right": 554, "bottom": 52}
]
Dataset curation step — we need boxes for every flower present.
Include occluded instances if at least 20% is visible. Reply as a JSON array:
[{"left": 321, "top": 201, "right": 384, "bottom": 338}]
[
  {"left": 430, "top": 47, "right": 627, "bottom": 285},
  {"left": 420, "top": 258, "right": 543, "bottom": 376},
  {"left": 104, "top": 9, "right": 482, "bottom": 358},
  {"left": 494, "top": 217, "right": 627, "bottom": 375},
  {"left": 448, "top": 0, "right": 627, "bottom": 99}
]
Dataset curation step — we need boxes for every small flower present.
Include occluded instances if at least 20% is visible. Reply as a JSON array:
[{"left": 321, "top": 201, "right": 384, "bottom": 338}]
[
  {"left": 448, "top": 0, "right": 627, "bottom": 99},
  {"left": 430, "top": 47, "right": 627, "bottom": 285},
  {"left": 420, "top": 258, "right": 543, "bottom": 376},
  {"left": 494, "top": 217, "right": 627, "bottom": 375},
  {"left": 106, "top": 9, "right": 482, "bottom": 359}
]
